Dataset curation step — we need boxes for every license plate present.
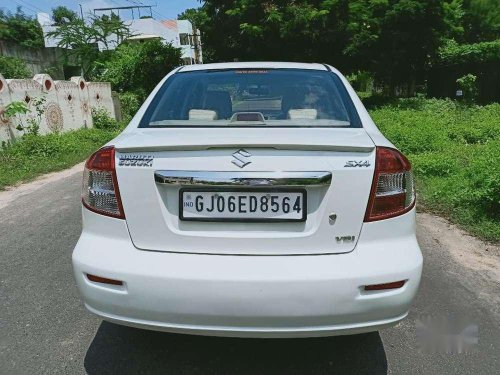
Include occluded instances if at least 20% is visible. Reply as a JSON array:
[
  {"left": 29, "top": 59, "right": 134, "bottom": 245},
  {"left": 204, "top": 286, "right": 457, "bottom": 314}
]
[{"left": 179, "top": 189, "right": 307, "bottom": 222}]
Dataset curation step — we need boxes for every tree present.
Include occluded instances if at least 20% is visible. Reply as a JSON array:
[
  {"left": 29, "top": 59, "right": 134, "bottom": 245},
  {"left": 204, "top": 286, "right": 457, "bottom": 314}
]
[
  {"left": 0, "top": 7, "right": 44, "bottom": 48},
  {"left": 51, "top": 6, "right": 78, "bottom": 25},
  {"left": 178, "top": 7, "right": 210, "bottom": 31},
  {"left": 92, "top": 13, "right": 133, "bottom": 50},
  {"left": 181, "top": 1, "right": 351, "bottom": 65},
  {"left": 462, "top": 0, "right": 500, "bottom": 42},
  {"left": 99, "top": 40, "right": 182, "bottom": 99},
  {"left": 46, "top": 14, "right": 134, "bottom": 78},
  {"left": 374, "top": 0, "right": 447, "bottom": 95},
  {"left": 442, "top": 0, "right": 465, "bottom": 40},
  {"left": 46, "top": 18, "right": 100, "bottom": 77},
  {"left": 343, "top": 0, "right": 388, "bottom": 72},
  {"left": 190, "top": 1, "right": 465, "bottom": 96}
]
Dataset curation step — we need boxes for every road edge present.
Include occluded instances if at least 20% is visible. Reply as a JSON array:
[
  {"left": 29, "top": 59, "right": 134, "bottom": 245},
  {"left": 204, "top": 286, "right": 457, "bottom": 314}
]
[{"left": 0, "top": 162, "right": 85, "bottom": 210}]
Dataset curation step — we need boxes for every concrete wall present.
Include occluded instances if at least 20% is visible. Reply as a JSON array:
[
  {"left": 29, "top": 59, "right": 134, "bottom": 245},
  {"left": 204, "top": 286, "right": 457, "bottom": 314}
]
[
  {"left": 0, "top": 73, "right": 116, "bottom": 143},
  {"left": 0, "top": 40, "right": 80, "bottom": 80}
]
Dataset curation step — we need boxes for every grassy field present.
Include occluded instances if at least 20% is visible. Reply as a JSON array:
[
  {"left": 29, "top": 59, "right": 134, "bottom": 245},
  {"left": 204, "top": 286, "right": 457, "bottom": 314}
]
[
  {"left": 0, "top": 128, "right": 120, "bottom": 190},
  {"left": 369, "top": 98, "right": 500, "bottom": 242}
]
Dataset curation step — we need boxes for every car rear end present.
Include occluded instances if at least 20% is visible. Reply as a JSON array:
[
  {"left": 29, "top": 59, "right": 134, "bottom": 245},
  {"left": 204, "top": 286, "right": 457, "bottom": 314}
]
[{"left": 72, "top": 63, "right": 422, "bottom": 337}]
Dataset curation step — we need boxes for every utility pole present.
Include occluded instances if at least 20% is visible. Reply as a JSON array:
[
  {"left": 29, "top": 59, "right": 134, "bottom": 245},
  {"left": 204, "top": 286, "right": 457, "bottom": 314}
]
[
  {"left": 192, "top": 28, "right": 201, "bottom": 64},
  {"left": 79, "top": 4, "right": 84, "bottom": 20}
]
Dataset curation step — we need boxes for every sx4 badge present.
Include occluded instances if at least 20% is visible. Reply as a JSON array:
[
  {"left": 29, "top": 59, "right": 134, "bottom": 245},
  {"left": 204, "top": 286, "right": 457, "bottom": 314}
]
[
  {"left": 119, "top": 154, "right": 154, "bottom": 167},
  {"left": 344, "top": 160, "right": 371, "bottom": 167}
]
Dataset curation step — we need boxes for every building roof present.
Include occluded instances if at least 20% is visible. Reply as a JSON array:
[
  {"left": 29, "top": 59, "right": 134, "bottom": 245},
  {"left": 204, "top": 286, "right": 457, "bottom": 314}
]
[
  {"left": 161, "top": 20, "right": 178, "bottom": 31},
  {"left": 178, "top": 62, "right": 329, "bottom": 72}
]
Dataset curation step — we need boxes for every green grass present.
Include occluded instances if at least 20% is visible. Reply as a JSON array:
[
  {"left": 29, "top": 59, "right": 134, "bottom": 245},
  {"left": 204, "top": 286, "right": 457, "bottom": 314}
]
[
  {"left": 369, "top": 98, "right": 500, "bottom": 242},
  {"left": 0, "top": 127, "right": 120, "bottom": 190}
]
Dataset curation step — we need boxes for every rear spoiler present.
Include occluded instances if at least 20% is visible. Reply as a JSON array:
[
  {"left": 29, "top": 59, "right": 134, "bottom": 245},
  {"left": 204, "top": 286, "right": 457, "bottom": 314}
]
[
  {"left": 113, "top": 128, "right": 375, "bottom": 153},
  {"left": 116, "top": 143, "right": 375, "bottom": 153}
]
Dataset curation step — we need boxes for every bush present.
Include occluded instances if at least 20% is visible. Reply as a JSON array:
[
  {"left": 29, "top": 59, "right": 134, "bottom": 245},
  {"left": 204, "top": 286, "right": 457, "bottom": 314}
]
[
  {"left": 99, "top": 40, "right": 182, "bottom": 99},
  {"left": 430, "top": 39, "right": 500, "bottom": 103},
  {"left": 91, "top": 107, "right": 119, "bottom": 130},
  {"left": 119, "top": 91, "right": 142, "bottom": 120},
  {"left": 411, "top": 152, "right": 458, "bottom": 176},
  {"left": 456, "top": 74, "right": 478, "bottom": 103},
  {"left": 0, "top": 56, "right": 32, "bottom": 78},
  {"left": 438, "top": 39, "right": 500, "bottom": 65},
  {"left": 370, "top": 99, "right": 500, "bottom": 241},
  {"left": 359, "top": 93, "right": 397, "bottom": 109},
  {"left": 371, "top": 99, "right": 454, "bottom": 154},
  {"left": 459, "top": 140, "right": 500, "bottom": 218}
]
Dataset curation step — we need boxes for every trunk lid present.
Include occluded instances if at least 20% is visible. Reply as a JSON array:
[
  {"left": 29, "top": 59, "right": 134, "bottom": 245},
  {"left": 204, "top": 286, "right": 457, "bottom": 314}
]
[{"left": 115, "top": 127, "right": 375, "bottom": 255}]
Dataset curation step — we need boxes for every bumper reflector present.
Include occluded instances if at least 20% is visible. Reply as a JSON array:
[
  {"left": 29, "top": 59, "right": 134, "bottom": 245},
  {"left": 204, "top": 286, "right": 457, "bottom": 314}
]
[
  {"left": 364, "top": 280, "right": 406, "bottom": 291},
  {"left": 86, "top": 273, "right": 123, "bottom": 286}
]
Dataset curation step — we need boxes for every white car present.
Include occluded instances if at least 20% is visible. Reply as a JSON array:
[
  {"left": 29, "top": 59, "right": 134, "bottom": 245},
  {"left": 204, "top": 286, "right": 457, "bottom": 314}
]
[{"left": 73, "top": 62, "right": 422, "bottom": 338}]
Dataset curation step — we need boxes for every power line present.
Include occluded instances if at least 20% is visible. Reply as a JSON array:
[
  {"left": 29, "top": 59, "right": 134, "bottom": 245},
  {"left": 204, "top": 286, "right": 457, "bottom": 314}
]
[
  {"left": 127, "top": 0, "right": 160, "bottom": 18},
  {"left": 90, "top": 0, "right": 156, "bottom": 20},
  {"left": 6, "top": 0, "right": 40, "bottom": 15},
  {"left": 12, "top": 0, "right": 44, "bottom": 13},
  {"left": 126, "top": 0, "right": 168, "bottom": 20}
]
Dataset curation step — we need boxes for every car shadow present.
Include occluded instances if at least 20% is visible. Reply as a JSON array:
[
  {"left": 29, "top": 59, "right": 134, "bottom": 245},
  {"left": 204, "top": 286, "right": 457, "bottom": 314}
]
[{"left": 84, "top": 321, "right": 388, "bottom": 374}]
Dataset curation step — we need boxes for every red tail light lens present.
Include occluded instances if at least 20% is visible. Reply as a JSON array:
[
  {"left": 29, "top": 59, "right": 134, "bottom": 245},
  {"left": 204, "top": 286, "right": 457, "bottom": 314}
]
[
  {"left": 364, "top": 147, "right": 415, "bottom": 222},
  {"left": 82, "top": 146, "right": 125, "bottom": 219},
  {"left": 364, "top": 280, "right": 406, "bottom": 291},
  {"left": 86, "top": 274, "right": 123, "bottom": 286}
]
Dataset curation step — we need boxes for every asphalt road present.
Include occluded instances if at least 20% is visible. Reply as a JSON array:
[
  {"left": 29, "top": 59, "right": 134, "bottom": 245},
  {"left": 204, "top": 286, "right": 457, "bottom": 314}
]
[{"left": 1, "top": 170, "right": 499, "bottom": 374}]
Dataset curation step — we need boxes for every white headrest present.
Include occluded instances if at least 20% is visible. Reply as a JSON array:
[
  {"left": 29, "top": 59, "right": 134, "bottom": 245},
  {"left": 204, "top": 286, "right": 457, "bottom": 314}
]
[
  {"left": 287, "top": 109, "right": 318, "bottom": 120},
  {"left": 189, "top": 109, "right": 218, "bottom": 120}
]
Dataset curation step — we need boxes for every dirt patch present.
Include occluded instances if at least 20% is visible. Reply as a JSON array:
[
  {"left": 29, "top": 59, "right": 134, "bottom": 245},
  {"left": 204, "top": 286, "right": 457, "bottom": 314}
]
[
  {"left": 0, "top": 162, "right": 85, "bottom": 210},
  {"left": 417, "top": 212, "right": 500, "bottom": 318},
  {"left": 418, "top": 213, "right": 499, "bottom": 280}
]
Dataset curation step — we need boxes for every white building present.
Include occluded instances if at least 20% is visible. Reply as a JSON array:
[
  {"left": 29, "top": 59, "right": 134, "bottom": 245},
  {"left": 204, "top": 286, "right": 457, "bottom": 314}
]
[
  {"left": 37, "top": 7, "right": 202, "bottom": 65},
  {"left": 128, "top": 18, "right": 202, "bottom": 65}
]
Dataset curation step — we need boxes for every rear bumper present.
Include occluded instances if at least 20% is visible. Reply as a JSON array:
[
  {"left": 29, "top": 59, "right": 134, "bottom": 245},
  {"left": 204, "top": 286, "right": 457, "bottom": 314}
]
[{"left": 72, "top": 208, "right": 422, "bottom": 338}]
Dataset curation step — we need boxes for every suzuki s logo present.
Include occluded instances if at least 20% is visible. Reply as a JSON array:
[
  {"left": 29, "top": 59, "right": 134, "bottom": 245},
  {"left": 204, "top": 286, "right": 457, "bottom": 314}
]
[{"left": 231, "top": 149, "right": 252, "bottom": 168}]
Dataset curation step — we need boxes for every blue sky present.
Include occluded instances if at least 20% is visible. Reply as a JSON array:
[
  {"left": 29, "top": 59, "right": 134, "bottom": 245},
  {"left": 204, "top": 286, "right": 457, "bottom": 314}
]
[{"left": 1, "top": 0, "right": 202, "bottom": 20}]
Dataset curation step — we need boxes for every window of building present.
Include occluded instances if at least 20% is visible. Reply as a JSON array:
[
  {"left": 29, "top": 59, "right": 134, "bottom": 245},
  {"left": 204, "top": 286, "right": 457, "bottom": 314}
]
[{"left": 179, "top": 33, "right": 190, "bottom": 46}]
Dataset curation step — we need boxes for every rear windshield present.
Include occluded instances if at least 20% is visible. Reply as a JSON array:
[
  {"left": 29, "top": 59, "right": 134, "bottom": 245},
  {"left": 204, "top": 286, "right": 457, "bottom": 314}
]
[{"left": 139, "top": 69, "right": 360, "bottom": 128}]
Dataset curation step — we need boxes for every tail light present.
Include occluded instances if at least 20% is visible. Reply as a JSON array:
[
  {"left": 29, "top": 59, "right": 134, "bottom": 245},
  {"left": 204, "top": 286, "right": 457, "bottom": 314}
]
[
  {"left": 82, "top": 146, "right": 125, "bottom": 219},
  {"left": 364, "top": 147, "right": 415, "bottom": 222}
]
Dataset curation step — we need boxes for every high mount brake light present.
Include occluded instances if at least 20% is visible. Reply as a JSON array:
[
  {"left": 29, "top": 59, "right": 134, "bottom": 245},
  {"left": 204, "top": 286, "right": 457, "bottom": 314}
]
[
  {"left": 82, "top": 146, "right": 125, "bottom": 219},
  {"left": 364, "top": 147, "right": 415, "bottom": 222}
]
